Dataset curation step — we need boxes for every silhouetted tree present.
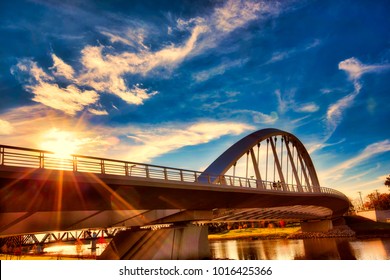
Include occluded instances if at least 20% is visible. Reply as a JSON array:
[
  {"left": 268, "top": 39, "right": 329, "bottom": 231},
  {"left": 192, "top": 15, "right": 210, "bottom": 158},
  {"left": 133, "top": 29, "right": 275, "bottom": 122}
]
[
  {"left": 385, "top": 174, "right": 390, "bottom": 189},
  {"left": 364, "top": 191, "right": 390, "bottom": 210}
]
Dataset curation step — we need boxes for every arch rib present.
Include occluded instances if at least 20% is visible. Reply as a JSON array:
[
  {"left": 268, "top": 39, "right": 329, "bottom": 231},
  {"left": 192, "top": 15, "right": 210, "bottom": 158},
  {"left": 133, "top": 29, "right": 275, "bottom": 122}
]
[{"left": 199, "top": 128, "right": 320, "bottom": 190}]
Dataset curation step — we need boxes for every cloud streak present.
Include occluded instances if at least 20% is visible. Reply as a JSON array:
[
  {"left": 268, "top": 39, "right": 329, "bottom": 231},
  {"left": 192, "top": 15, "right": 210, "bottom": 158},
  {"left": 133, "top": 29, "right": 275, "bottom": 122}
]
[
  {"left": 275, "top": 89, "right": 320, "bottom": 115},
  {"left": 12, "top": 59, "right": 99, "bottom": 115},
  {"left": 0, "top": 119, "right": 13, "bottom": 135},
  {"left": 319, "top": 140, "right": 390, "bottom": 190},
  {"left": 124, "top": 121, "right": 254, "bottom": 162},
  {"left": 213, "top": 0, "right": 263, "bottom": 32},
  {"left": 338, "top": 57, "right": 390, "bottom": 80},
  {"left": 322, "top": 57, "right": 390, "bottom": 147}
]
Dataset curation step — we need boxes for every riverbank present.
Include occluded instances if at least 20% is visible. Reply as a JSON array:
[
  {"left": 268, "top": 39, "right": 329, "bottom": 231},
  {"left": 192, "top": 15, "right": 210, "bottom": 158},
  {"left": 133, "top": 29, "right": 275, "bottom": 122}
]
[
  {"left": 208, "top": 227, "right": 301, "bottom": 240},
  {"left": 344, "top": 215, "right": 390, "bottom": 238},
  {"left": 208, "top": 215, "right": 390, "bottom": 240}
]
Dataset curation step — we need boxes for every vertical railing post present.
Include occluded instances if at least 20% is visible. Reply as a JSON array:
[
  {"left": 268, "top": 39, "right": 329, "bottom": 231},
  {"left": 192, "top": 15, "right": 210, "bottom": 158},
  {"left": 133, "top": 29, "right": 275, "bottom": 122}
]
[
  {"left": 164, "top": 168, "right": 168, "bottom": 180},
  {"left": 100, "top": 159, "right": 105, "bottom": 174},
  {"left": 194, "top": 172, "right": 198, "bottom": 182},
  {"left": 0, "top": 146, "right": 4, "bottom": 165},
  {"left": 73, "top": 156, "right": 78, "bottom": 172},
  {"left": 39, "top": 152, "right": 44, "bottom": 168},
  {"left": 145, "top": 165, "right": 150, "bottom": 178},
  {"left": 125, "top": 163, "right": 129, "bottom": 176},
  {"left": 180, "top": 170, "right": 184, "bottom": 182}
]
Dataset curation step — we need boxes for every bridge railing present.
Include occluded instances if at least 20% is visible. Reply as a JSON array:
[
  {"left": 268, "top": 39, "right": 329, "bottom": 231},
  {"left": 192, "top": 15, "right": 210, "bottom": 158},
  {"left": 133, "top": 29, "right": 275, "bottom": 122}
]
[{"left": 0, "top": 144, "right": 346, "bottom": 198}]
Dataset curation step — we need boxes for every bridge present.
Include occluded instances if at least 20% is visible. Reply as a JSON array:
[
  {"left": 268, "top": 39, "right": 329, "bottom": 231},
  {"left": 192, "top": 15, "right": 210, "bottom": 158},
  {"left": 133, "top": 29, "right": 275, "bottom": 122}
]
[{"left": 0, "top": 128, "right": 349, "bottom": 259}]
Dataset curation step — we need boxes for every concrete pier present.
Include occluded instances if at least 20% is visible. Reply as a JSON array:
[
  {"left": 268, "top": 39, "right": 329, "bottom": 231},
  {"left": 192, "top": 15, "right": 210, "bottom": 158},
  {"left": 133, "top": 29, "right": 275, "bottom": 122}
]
[
  {"left": 98, "top": 224, "right": 210, "bottom": 260},
  {"left": 301, "top": 220, "right": 333, "bottom": 232}
]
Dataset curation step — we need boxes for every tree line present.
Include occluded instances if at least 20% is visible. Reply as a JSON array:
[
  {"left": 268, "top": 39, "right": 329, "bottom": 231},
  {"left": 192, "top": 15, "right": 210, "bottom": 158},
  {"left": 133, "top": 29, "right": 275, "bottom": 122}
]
[{"left": 361, "top": 174, "right": 390, "bottom": 211}]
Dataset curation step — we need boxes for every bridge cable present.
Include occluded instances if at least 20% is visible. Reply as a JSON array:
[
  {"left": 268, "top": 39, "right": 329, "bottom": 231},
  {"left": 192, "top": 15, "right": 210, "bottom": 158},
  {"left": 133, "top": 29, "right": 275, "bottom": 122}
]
[
  {"left": 245, "top": 151, "right": 249, "bottom": 186},
  {"left": 273, "top": 137, "right": 277, "bottom": 182},
  {"left": 266, "top": 139, "right": 269, "bottom": 182},
  {"left": 280, "top": 137, "right": 284, "bottom": 182},
  {"left": 291, "top": 142, "right": 294, "bottom": 185},
  {"left": 285, "top": 137, "right": 289, "bottom": 186}
]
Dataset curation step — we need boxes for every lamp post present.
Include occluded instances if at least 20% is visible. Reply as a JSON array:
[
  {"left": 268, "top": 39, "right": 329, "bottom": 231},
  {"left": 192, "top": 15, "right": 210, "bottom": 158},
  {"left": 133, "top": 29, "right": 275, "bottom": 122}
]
[
  {"left": 358, "top": 191, "right": 364, "bottom": 210},
  {"left": 129, "top": 164, "right": 136, "bottom": 176}
]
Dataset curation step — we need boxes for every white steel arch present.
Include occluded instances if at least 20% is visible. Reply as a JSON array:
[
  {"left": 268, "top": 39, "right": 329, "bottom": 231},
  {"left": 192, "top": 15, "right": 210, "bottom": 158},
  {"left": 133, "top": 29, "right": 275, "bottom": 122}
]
[{"left": 200, "top": 128, "right": 320, "bottom": 192}]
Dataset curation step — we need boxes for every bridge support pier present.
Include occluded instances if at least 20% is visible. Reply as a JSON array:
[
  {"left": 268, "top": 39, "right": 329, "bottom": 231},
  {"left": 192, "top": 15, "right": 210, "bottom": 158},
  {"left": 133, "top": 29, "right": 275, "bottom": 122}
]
[
  {"left": 98, "top": 224, "right": 210, "bottom": 260},
  {"left": 301, "top": 220, "right": 333, "bottom": 232}
]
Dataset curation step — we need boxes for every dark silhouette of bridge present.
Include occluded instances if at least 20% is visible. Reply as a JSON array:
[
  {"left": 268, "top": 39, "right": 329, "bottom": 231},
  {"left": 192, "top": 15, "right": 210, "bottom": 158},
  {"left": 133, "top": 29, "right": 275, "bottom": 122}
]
[{"left": 0, "top": 128, "right": 349, "bottom": 259}]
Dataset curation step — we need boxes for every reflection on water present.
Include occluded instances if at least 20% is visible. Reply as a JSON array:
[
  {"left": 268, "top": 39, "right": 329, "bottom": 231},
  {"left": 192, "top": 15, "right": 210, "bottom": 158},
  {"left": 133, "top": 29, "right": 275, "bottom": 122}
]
[{"left": 210, "top": 238, "right": 390, "bottom": 260}]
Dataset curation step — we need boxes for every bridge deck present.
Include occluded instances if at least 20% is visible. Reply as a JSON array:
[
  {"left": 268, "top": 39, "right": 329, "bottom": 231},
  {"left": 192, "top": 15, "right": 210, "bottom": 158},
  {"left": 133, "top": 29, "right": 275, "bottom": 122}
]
[{"left": 0, "top": 144, "right": 350, "bottom": 236}]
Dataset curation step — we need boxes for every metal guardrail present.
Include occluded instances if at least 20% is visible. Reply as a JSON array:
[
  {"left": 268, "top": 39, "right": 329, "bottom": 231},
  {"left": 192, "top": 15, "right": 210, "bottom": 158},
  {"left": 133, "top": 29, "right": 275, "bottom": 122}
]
[{"left": 0, "top": 144, "right": 347, "bottom": 198}]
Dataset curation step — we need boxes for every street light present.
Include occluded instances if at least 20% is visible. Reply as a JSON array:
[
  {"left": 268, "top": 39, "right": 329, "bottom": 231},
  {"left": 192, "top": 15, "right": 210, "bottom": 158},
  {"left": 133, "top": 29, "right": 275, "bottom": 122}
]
[
  {"left": 129, "top": 164, "right": 136, "bottom": 176},
  {"left": 358, "top": 191, "right": 364, "bottom": 210}
]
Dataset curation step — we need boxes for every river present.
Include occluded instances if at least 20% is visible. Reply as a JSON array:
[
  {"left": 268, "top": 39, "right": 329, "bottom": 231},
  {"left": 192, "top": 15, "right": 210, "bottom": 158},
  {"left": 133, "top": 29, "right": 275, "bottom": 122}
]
[{"left": 209, "top": 238, "right": 390, "bottom": 260}]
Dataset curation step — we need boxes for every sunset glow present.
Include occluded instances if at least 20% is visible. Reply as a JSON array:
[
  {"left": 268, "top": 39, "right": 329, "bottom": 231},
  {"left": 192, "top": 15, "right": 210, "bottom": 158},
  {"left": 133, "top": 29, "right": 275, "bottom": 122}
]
[{"left": 40, "top": 128, "right": 80, "bottom": 158}]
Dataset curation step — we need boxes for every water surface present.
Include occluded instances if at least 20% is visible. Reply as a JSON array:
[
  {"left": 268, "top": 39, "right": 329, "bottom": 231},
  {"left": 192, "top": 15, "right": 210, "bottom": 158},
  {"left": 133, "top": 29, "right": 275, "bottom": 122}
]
[{"left": 209, "top": 238, "right": 390, "bottom": 260}]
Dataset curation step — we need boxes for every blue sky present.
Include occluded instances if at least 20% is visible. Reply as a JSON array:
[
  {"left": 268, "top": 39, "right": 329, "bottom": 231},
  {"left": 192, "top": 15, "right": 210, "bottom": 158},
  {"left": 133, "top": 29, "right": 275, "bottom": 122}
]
[{"left": 0, "top": 0, "right": 389, "bottom": 200}]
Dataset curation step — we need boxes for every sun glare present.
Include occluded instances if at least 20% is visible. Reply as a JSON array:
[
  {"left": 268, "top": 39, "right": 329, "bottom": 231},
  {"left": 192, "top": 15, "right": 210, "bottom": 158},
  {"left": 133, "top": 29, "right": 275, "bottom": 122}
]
[{"left": 41, "top": 128, "right": 80, "bottom": 158}]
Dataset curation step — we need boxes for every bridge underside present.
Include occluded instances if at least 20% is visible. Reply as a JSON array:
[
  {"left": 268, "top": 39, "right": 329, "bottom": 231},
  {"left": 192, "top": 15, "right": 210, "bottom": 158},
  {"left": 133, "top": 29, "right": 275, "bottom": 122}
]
[{"left": 1, "top": 205, "right": 334, "bottom": 236}]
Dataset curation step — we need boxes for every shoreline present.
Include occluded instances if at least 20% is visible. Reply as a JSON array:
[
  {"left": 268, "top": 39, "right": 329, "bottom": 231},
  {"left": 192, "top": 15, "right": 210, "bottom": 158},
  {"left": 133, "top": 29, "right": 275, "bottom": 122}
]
[
  {"left": 208, "top": 216, "right": 390, "bottom": 241},
  {"left": 208, "top": 225, "right": 358, "bottom": 241}
]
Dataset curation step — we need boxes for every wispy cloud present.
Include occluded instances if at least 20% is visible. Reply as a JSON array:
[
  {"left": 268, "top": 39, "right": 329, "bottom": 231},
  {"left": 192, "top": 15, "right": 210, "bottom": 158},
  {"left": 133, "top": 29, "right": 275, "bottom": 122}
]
[
  {"left": 124, "top": 121, "right": 254, "bottom": 162},
  {"left": 0, "top": 119, "right": 13, "bottom": 135},
  {"left": 295, "top": 103, "right": 320, "bottom": 113},
  {"left": 326, "top": 86, "right": 359, "bottom": 133},
  {"left": 266, "top": 39, "right": 321, "bottom": 64},
  {"left": 320, "top": 140, "right": 390, "bottom": 182},
  {"left": 99, "top": 27, "right": 149, "bottom": 50},
  {"left": 12, "top": 59, "right": 99, "bottom": 116},
  {"left": 193, "top": 59, "right": 248, "bottom": 83},
  {"left": 275, "top": 89, "right": 320, "bottom": 115},
  {"left": 213, "top": 0, "right": 263, "bottom": 32},
  {"left": 50, "top": 54, "right": 75, "bottom": 80},
  {"left": 230, "top": 109, "right": 278, "bottom": 124},
  {"left": 338, "top": 57, "right": 390, "bottom": 80},
  {"left": 322, "top": 57, "right": 390, "bottom": 145}
]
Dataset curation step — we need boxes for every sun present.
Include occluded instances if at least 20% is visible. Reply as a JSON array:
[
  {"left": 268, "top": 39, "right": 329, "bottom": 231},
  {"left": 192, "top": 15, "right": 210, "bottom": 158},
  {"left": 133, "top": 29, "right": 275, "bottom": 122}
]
[{"left": 40, "top": 128, "right": 81, "bottom": 158}]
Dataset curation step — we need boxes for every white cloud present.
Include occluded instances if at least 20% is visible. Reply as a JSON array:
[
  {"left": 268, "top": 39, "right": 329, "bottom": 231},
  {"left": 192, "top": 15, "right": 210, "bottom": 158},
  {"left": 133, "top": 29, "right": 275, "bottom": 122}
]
[
  {"left": 193, "top": 59, "right": 247, "bottom": 83},
  {"left": 124, "top": 121, "right": 254, "bottom": 162},
  {"left": 77, "top": 25, "right": 207, "bottom": 104},
  {"left": 88, "top": 108, "right": 108, "bottom": 115},
  {"left": 28, "top": 83, "right": 99, "bottom": 115},
  {"left": 213, "top": 0, "right": 262, "bottom": 32},
  {"left": 325, "top": 56, "right": 390, "bottom": 136},
  {"left": 295, "top": 103, "right": 319, "bottom": 113},
  {"left": 338, "top": 57, "right": 390, "bottom": 80},
  {"left": 266, "top": 39, "right": 321, "bottom": 64},
  {"left": 232, "top": 109, "right": 278, "bottom": 124},
  {"left": 50, "top": 54, "right": 75, "bottom": 80},
  {"left": 326, "top": 90, "right": 358, "bottom": 133},
  {"left": 275, "top": 89, "right": 319, "bottom": 114},
  {"left": 101, "top": 30, "right": 137, "bottom": 48},
  {"left": 13, "top": 59, "right": 100, "bottom": 115},
  {"left": 320, "top": 140, "right": 390, "bottom": 182},
  {"left": 0, "top": 119, "right": 13, "bottom": 135}
]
